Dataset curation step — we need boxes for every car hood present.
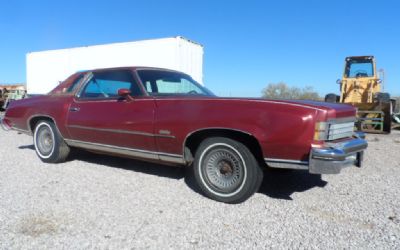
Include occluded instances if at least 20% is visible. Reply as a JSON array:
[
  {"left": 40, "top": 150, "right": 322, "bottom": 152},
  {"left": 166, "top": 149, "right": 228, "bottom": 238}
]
[{"left": 200, "top": 96, "right": 356, "bottom": 119}]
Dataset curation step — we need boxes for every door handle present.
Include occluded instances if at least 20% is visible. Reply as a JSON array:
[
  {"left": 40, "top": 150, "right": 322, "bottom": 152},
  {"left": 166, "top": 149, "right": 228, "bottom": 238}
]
[{"left": 69, "top": 107, "right": 80, "bottom": 112}]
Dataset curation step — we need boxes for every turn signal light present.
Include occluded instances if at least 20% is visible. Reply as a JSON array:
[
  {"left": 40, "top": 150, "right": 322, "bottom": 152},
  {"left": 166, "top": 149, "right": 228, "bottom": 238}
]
[{"left": 314, "top": 122, "right": 327, "bottom": 141}]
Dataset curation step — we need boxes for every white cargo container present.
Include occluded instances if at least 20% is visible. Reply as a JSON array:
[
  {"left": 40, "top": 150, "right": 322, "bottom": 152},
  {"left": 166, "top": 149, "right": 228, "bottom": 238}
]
[{"left": 26, "top": 36, "right": 203, "bottom": 94}]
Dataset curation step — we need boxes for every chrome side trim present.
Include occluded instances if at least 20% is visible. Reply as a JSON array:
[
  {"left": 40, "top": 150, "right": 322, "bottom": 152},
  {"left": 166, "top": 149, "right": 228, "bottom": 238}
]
[
  {"left": 159, "top": 155, "right": 185, "bottom": 164},
  {"left": 267, "top": 162, "right": 309, "bottom": 170},
  {"left": 155, "top": 98, "right": 328, "bottom": 112},
  {"left": 265, "top": 158, "right": 309, "bottom": 165},
  {"left": 64, "top": 139, "right": 185, "bottom": 164},
  {"left": 265, "top": 158, "right": 309, "bottom": 170},
  {"left": 67, "top": 125, "right": 175, "bottom": 139}
]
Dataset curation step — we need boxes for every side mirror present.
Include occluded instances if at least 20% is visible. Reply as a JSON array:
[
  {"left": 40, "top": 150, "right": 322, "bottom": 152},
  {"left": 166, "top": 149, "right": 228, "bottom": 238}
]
[
  {"left": 117, "top": 88, "right": 134, "bottom": 101},
  {"left": 336, "top": 79, "right": 342, "bottom": 84}
]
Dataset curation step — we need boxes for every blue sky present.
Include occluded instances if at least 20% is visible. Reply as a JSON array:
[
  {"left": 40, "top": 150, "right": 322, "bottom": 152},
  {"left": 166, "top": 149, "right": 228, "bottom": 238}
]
[{"left": 0, "top": 0, "right": 399, "bottom": 97}]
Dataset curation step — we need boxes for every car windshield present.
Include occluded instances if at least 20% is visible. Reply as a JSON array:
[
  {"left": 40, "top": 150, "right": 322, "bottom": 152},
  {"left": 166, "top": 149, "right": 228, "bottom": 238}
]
[
  {"left": 137, "top": 69, "right": 214, "bottom": 96},
  {"left": 344, "top": 58, "right": 374, "bottom": 78}
]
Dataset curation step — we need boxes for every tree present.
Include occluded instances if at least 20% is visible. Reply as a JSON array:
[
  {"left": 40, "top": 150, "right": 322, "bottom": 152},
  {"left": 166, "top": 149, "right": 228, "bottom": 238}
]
[{"left": 261, "top": 82, "right": 321, "bottom": 100}]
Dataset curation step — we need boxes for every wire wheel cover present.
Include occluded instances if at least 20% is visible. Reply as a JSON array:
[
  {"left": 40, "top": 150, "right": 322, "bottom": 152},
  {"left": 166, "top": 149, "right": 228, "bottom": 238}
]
[{"left": 203, "top": 148, "right": 244, "bottom": 193}]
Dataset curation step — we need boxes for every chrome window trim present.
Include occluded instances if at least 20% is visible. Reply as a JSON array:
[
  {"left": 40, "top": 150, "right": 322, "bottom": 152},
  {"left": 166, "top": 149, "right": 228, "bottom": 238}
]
[{"left": 75, "top": 72, "right": 94, "bottom": 98}]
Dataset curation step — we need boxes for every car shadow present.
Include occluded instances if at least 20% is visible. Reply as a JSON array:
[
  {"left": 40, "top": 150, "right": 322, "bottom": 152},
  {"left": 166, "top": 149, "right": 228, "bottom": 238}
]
[
  {"left": 258, "top": 169, "right": 327, "bottom": 200},
  {"left": 72, "top": 150, "right": 186, "bottom": 180},
  {"left": 17, "top": 144, "right": 327, "bottom": 200},
  {"left": 18, "top": 144, "right": 35, "bottom": 150}
]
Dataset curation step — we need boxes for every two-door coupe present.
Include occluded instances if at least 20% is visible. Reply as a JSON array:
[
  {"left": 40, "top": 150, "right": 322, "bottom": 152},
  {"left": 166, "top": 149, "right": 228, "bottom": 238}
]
[{"left": 1, "top": 67, "right": 368, "bottom": 203}]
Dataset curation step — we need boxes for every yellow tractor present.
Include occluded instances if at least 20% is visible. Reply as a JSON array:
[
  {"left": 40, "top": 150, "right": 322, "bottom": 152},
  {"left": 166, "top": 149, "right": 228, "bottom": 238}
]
[{"left": 325, "top": 56, "right": 393, "bottom": 133}]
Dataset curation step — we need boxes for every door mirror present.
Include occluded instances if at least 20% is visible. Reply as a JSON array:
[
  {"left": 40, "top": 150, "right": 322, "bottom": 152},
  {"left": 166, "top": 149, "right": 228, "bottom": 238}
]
[{"left": 118, "top": 88, "right": 133, "bottom": 101}]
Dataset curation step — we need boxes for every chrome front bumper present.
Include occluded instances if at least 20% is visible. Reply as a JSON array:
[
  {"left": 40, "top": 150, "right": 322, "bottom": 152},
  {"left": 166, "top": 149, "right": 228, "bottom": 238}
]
[
  {"left": 309, "top": 132, "right": 367, "bottom": 174},
  {"left": 265, "top": 132, "right": 368, "bottom": 174}
]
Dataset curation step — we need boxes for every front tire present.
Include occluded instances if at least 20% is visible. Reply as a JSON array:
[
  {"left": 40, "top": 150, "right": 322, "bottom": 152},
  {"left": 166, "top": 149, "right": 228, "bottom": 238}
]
[
  {"left": 33, "top": 120, "right": 70, "bottom": 163},
  {"left": 193, "top": 137, "right": 263, "bottom": 203}
]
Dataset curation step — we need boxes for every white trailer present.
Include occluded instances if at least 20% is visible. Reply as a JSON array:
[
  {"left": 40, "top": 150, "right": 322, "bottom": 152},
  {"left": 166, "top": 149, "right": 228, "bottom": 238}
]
[{"left": 26, "top": 36, "right": 203, "bottom": 95}]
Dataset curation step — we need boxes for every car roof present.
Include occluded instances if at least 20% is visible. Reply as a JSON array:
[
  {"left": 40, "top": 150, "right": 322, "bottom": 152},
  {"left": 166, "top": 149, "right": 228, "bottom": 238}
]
[{"left": 78, "top": 66, "right": 184, "bottom": 74}]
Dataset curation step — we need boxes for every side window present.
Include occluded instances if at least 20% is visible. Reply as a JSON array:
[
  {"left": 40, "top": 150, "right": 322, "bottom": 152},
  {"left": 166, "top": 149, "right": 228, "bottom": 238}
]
[
  {"left": 145, "top": 81, "right": 153, "bottom": 93},
  {"left": 66, "top": 74, "right": 85, "bottom": 93},
  {"left": 155, "top": 78, "right": 202, "bottom": 94},
  {"left": 80, "top": 70, "right": 141, "bottom": 99}
]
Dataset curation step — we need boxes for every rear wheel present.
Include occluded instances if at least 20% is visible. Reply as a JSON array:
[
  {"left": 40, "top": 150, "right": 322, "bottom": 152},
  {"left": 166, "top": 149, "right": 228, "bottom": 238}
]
[
  {"left": 193, "top": 137, "right": 263, "bottom": 203},
  {"left": 375, "top": 92, "right": 390, "bottom": 103},
  {"left": 33, "top": 120, "right": 70, "bottom": 163}
]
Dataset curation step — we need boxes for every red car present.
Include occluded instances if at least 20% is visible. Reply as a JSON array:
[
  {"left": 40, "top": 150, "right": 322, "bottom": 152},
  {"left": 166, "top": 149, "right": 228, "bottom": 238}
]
[{"left": 1, "top": 67, "right": 367, "bottom": 203}]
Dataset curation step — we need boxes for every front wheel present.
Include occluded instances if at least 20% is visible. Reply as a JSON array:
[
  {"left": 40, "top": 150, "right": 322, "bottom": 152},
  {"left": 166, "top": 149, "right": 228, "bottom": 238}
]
[
  {"left": 193, "top": 137, "right": 263, "bottom": 203},
  {"left": 33, "top": 120, "right": 70, "bottom": 163}
]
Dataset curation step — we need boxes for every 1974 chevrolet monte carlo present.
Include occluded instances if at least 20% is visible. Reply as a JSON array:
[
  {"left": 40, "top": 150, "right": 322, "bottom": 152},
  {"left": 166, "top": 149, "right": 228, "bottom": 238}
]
[{"left": 1, "top": 67, "right": 368, "bottom": 203}]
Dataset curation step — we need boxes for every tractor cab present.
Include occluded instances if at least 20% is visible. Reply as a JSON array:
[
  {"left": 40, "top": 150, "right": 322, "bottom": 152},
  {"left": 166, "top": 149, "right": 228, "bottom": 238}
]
[{"left": 340, "top": 56, "right": 382, "bottom": 104}]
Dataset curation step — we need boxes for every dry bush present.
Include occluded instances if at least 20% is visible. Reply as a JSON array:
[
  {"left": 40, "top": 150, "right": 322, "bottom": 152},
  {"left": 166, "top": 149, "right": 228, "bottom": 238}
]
[{"left": 261, "top": 82, "right": 321, "bottom": 100}]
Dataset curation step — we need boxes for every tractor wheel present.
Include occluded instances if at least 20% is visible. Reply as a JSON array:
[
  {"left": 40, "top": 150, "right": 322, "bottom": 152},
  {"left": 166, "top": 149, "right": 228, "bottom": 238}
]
[
  {"left": 325, "top": 93, "right": 338, "bottom": 103},
  {"left": 375, "top": 92, "right": 390, "bottom": 103}
]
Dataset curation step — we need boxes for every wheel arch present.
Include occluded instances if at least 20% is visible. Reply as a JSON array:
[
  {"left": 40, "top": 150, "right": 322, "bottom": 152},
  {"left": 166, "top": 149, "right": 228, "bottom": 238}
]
[
  {"left": 28, "top": 115, "right": 57, "bottom": 133},
  {"left": 183, "top": 128, "right": 265, "bottom": 166}
]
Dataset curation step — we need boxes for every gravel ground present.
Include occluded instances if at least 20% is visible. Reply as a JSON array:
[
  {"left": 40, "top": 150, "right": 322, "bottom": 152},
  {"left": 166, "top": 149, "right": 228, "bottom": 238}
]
[{"left": 0, "top": 121, "right": 399, "bottom": 249}]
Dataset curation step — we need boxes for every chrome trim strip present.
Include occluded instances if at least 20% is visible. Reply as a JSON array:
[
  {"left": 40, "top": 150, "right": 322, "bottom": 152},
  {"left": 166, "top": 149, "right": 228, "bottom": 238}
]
[
  {"left": 159, "top": 155, "right": 185, "bottom": 164},
  {"left": 156, "top": 98, "right": 328, "bottom": 112},
  {"left": 267, "top": 162, "right": 309, "bottom": 170},
  {"left": 64, "top": 139, "right": 185, "bottom": 164},
  {"left": 264, "top": 158, "right": 309, "bottom": 170},
  {"left": 75, "top": 72, "right": 94, "bottom": 98},
  {"left": 264, "top": 158, "right": 309, "bottom": 165},
  {"left": 67, "top": 125, "right": 175, "bottom": 139},
  {"left": 327, "top": 117, "right": 356, "bottom": 123}
]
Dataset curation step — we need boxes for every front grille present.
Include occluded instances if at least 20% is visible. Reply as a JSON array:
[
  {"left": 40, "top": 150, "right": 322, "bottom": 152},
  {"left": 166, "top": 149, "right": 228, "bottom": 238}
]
[{"left": 327, "top": 120, "right": 354, "bottom": 140}]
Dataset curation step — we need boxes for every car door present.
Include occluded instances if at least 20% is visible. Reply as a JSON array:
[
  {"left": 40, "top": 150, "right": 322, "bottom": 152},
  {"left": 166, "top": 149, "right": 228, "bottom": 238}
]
[{"left": 65, "top": 69, "right": 157, "bottom": 158}]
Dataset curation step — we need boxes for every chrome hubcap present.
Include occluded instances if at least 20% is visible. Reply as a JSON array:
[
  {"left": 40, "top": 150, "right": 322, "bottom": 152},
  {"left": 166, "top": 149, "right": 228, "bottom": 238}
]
[
  {"left": 204, "top": 148, "right": 244, "bottom": 192},
  {"left": 37, "top": 126, "right": 54, "bottom": 156}
]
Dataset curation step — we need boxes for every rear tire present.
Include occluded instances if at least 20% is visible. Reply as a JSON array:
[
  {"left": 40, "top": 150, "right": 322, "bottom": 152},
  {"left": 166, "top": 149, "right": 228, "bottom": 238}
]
[
  {"left": 375, "top": 92, "right": 390, "bottom": 103},
  {"left": 33, "top": 120, "right": 70, "bottom": 163},
  {"left": 193, "top": 137, "right": 263, "bottom": 203}
]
